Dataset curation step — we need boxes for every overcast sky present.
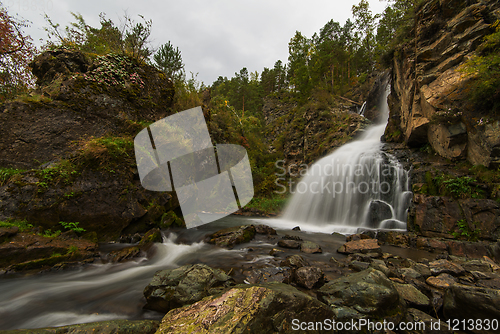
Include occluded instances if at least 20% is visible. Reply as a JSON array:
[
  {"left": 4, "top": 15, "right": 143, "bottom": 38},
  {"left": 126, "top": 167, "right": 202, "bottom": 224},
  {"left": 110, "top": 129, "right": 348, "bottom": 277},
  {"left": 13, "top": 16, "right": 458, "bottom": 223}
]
[{"left": 7, "top": 0, "right": 388, "bottom": 86}]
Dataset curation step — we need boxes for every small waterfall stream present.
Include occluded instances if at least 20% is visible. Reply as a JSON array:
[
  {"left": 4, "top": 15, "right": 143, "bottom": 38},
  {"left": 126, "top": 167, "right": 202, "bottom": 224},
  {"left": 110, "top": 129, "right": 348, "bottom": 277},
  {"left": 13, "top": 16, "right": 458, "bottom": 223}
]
[{"left": 280, "top": 85, "right": 412, "bottom": 234}]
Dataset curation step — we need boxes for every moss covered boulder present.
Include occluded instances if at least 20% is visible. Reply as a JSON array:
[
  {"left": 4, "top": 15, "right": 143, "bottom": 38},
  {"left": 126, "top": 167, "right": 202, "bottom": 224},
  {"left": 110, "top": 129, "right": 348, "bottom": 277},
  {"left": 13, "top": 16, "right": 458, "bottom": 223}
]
[
  {"left": 317, "top": 268, "right": 405, "bottom": 322},
  {"left": 156, "top": 283, "right": 334, "bottom": 334}
]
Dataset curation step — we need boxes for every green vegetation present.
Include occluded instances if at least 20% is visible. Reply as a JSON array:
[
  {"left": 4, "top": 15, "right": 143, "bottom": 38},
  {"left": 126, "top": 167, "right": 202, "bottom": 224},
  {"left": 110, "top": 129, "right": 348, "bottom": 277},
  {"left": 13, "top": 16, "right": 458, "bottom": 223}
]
[
  {"left": 35, "top": 160, "right": 80, "bottom": 192},
  {"left": 74, "top": 135, "right": 134, "bottom": 169},
  {"left": 40, "top": 229, "right": 61, "bottom": 238},
  {"left": 439, "top": 176, "right": 478, "bottom": 199},
  {"left": 59, "top": 221, "right": 86, "bottom": 234},
  {"left": 66, "top": 245, "right": 80, "bottom": 256},
  {"left": 462, "top": 22, "right": 500, "bottom": 114},
  {"left": 244, "top": 197, "right": 289, "bottom": 214},
  {"left": 0, "top": 167, "right": 25, "bottom": 186},
  {"left": 43, "top": 12, "right": 153, "bottom": 61},
  {"left": 80, "top": 54, "right": 145, "bottom": 89},
  {"left": 0, "top": 3, "right": 36, "bottom": 101},
  {"left": 0, "top": 219, "right": 33, "bottom": 231},
  {"left": 451, "top": 219, "right": 481, "bottom": 242},
  {"left": 153, "top": 41, "right": 184, "bottom": 82}
]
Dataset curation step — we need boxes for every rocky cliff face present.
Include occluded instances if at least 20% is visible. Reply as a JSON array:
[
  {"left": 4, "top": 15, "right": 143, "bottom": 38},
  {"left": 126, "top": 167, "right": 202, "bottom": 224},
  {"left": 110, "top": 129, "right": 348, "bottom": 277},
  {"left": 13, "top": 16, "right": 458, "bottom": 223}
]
[
  {"left": 0, "top": 49, "right": 179, "bottom": 241},
  {"left": 0, "top": 49, "right": 174, "bottom": 169},
  {"left": 387, "top": 0, "right": 500, "bottom": 166}
]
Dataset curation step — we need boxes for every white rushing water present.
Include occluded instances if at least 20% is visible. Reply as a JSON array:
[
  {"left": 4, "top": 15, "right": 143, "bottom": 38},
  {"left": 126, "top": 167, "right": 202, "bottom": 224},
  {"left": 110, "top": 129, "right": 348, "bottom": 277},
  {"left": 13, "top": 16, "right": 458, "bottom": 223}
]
[
  {"left": 274, "top": 85, "right": 412, "bottom": 235},
  {"left": 0, "top": 233, "right": 244, "bottom": 330}
]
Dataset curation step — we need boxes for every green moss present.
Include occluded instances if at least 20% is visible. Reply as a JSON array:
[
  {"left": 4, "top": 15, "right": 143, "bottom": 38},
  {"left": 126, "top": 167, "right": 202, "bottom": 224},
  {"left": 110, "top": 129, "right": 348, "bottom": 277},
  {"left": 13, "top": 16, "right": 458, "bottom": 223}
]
[
  {"left": 160, "top": 211, "right": 184, "bottom": 228},
  {"left": 424, "top": 171, "right": 438, "bottom": 195},
  {"left": 244, "top": 196, "right": 288, "bottom": 214},
  {"left": 8, "top": 253, "right": 73, "bottom": 271},
  {"left": 0, "top": 167, "right": 25, "bottom": 186},
  {"left": 0, "top": 218, "right": 33, "bottom": 231},
  {"left": 74, "top": 135, "right": 135, "bottom": 171},
  {"left": 35, "top": 160, "right": 80, "bottom": 191}
]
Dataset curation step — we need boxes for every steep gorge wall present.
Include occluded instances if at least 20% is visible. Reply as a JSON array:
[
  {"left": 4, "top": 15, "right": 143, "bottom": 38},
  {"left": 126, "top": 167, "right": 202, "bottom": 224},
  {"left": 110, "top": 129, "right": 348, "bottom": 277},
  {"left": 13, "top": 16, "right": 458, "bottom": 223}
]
[{"left": 387, "top": 0, "right": 500, "bottom": 166}]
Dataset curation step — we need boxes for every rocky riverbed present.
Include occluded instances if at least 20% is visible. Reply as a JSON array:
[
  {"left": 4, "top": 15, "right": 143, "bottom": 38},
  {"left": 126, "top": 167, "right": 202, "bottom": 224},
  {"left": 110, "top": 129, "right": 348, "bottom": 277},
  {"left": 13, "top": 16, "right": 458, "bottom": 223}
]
[{"left": 1, "top": 216, "right": 499, "bottom": 333}]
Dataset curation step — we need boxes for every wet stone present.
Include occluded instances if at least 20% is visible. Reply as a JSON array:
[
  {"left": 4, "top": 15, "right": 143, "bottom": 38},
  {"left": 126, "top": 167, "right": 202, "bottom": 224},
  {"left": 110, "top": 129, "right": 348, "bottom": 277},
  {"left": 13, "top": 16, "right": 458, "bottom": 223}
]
[
  {"left": 244, "top": 267, "right": 292, "bottom": 284},
  {"left": 426, "top": 273, "right": 457, "bottom": 289},
  {"left": 349, "top": 260, "right": 370, "bottom": 272},
  {"left": 277, "top": 239, "right": 301, "bottom": 249},
  {"left": 254, "top": 224, "right": 277, "bottom": 235},
  {"left": 280, "top": 254, "right": 310, "bottom": 268},
  {"left": 295, "top": 266, "right": 325, "bottom": 289},
  {"left": 429, "top": 259, "right": 466, "bottom": 276},
  {"left": 300, "top": 241, "right": 322, "bottom": 254},
  {"left": 337, "top": 239, "right": 381, "bottom": 254},
  {"left": 394, "top": 283, "right": 431, "bottom": 308}
]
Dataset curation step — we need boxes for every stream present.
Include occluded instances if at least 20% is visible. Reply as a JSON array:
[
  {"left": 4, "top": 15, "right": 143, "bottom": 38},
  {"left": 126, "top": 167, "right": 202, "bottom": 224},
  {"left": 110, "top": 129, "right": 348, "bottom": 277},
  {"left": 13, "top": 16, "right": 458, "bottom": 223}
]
[{"left": 0, "top": 215, "right": 433, "bottom": 330}]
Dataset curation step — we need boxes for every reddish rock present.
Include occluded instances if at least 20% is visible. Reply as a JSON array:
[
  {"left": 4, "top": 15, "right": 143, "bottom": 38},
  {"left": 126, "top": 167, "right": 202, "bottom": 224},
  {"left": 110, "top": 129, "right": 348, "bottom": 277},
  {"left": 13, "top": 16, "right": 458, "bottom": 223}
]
[
  {"left": 446, "top": 240, "right": 490, "bottom": 258},
  {"left": 429, "top": 259, "right": 466, "bottom": 276},
  {"left": 346, "top": 233, "right": 372, "bottom": 242},
  {"left": 295, "top": 266, "right": 325, "bottom": 289},
  {"left": 459, "top": 198, "right": 500, "bottom": 241},
  {"left": 426, "top": 273, "right": 457, "bottom": 289},
  {"left": 337, "top": 239, "right": 381, "bottom": 254}
]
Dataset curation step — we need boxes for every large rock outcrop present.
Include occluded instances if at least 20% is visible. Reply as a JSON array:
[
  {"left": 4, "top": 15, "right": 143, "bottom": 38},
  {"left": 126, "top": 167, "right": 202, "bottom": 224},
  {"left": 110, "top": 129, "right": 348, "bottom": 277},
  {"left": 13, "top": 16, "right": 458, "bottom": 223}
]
[
  {"left": 0, "top": 49, "right": 178, "bottom": 241},
  {"left": 156, "top": 283, "right": 334, "bottom": 334},
  {"left": 387, "top": 0, "right": 500, "bottom": 166}
]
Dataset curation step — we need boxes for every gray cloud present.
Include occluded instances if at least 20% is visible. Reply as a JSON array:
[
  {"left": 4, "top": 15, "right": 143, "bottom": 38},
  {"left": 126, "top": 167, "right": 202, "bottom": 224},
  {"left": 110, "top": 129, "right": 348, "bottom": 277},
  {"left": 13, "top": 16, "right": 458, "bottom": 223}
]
[{"left": 8, "top": 0, "right": 387, "bottom": 85}]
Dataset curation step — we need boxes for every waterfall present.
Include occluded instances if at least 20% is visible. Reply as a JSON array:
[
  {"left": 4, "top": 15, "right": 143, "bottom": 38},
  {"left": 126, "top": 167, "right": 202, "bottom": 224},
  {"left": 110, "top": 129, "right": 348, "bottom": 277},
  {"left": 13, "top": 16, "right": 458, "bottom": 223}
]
[
  {"left": 280, "top": 84, "right": 412, "bottom": 234},
  {"left": 358, "top": 101, "right": 367, "bottom": 116}
]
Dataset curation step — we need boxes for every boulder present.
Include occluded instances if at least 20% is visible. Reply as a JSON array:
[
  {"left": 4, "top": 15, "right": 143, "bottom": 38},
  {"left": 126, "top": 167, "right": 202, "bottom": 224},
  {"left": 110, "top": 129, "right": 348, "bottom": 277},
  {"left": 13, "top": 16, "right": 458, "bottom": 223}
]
[
  {"left": 337, "top": 239, "right": 381, "bottom": 254},
  {"left": 143, "top": 264, "right": 234, "bottom": 313},
  {"left": 254, "top": 224, "right": 277, "bottom": 235},
  {"left": 317, "top": 269, "right": 405, "bottom": 320},
  {"left": 426, "top": 273, "right": 457, "bottom": 289},
  {"left": 394, "top": 283, "right": 431, "bottom": 308},
  {"left": 300, "top": 241, "right": 322, "bottom": 254},
  {"left": 428, "top": 259, "right": 465, "bottom": 276},
  {"left": 403, "top": 308, "right": 453, "bottom": 334},
  {"left": 444, "top": 283, "right": 500, "bottom": 321},
  {"left": 206, "top": 225, "right": 256, "bottom": 248},
  {"left": 244, "top": 267, "right": 292, "bottom": 284},
  {"left": 156, "top": 283, "right": 334, "bottom": 334},
  {"left": 277, "top": 239, "right": 301, "bottom": 249},
  {"left": 0, "top": 232, "right": 97, "bottom": 271},
  {"left": 295, "top": 266, "right": 325, "bottom": 289},
  {"left": 0, "top": 226, "right": 19, "bottom": 243},
  {"left": 280, "top": 255, "right": 310, "bottom": 268}
]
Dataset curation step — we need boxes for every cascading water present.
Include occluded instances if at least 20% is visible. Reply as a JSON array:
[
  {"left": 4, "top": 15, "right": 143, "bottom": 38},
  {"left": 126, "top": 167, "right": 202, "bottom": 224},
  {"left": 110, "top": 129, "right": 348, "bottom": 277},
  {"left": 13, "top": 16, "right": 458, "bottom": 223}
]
[{"left": 280, "top": 84, "right": 412, "bottom": 234}]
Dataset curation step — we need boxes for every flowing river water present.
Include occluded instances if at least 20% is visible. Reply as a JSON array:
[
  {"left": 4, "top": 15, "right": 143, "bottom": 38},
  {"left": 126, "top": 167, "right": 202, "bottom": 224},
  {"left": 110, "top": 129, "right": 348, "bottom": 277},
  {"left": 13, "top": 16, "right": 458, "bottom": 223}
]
[{"left": 0, "top": 215, "right": 433, "bottom": 330}]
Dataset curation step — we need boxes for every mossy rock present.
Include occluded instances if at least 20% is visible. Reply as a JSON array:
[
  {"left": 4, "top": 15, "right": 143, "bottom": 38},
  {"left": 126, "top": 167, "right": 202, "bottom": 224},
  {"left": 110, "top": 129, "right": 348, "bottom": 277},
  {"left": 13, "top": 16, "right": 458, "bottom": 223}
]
[
  {"left": 206, "top": 225, "right": 256, "bottom": 248},
  {"left": 159, "top": 210, "right": 184, "bottom": 228},
  {"left": 156, "top": 283, "right": 334, "bottom": 334}
]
